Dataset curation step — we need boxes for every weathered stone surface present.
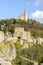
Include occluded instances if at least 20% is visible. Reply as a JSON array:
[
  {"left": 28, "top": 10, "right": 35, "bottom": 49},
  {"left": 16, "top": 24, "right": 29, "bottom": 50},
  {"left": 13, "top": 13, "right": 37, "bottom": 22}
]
[
  {"left": 34, "top": 62, "right": 38, "bottom": 65},
  {"left": 0, "top": 31, "right": 4, "bottom": 42},
  {"left": 0, "top": 58, "right": 11, "bottom": 65}
]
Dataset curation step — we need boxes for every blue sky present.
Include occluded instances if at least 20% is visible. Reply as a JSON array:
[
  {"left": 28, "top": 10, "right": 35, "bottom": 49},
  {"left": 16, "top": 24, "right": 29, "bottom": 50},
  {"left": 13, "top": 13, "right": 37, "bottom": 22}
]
[{"left": 0, "top": 0, "right": 43, "bottom": 23}]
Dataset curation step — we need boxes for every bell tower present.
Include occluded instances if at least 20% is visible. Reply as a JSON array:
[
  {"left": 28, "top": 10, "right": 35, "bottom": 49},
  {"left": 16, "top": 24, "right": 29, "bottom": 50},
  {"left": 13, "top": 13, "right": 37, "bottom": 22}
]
[{"left": 24, "top": 10, "right": 27, "bottom": 22}]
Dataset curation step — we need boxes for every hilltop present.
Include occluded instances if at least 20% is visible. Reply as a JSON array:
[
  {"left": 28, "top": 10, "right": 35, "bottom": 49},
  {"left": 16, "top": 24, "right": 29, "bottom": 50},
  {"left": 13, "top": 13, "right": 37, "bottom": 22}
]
[{"left": 0, "top": 18, "right": 43, "bottom": 38}]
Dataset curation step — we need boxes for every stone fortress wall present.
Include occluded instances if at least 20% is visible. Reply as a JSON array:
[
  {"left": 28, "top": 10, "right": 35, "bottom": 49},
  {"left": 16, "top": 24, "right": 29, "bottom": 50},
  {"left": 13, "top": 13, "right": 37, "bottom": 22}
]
[{"left": 0, "top": 27, "right": 43, "bottom": 44}]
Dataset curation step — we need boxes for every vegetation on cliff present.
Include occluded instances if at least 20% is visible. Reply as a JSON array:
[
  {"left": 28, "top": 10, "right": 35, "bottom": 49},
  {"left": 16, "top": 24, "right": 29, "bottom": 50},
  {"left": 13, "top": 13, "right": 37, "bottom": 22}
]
[{"left": 0, "top": 18, "right": 43, "bottom": 38}]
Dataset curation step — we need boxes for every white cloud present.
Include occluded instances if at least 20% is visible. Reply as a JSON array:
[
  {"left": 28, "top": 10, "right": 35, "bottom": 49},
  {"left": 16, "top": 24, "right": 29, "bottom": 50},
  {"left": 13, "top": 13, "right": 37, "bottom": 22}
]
[
  {"left": 31, "top": 10, "right": 43, "bottom": 19},
  {"left": 34, "top": 0, "right": 43, "bottom": 6},
  {"left": 31, "top": 10, "right": 43, "bottom": 23}
]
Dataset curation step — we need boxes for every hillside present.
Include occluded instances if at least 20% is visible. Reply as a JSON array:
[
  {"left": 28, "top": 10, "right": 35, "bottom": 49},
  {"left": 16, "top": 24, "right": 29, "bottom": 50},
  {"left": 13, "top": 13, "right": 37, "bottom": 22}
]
[
  {"left": 0, "top": 18, "right": 43, "bottom": 65},
  {"left": 0, "top": 18, "right": 43, "bottom": 38}
]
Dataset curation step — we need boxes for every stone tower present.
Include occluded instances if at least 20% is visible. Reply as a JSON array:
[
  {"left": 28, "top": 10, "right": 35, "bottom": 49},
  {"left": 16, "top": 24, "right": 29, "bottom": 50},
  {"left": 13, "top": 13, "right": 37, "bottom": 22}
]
[{"left": 24, "top": 10, "right": 27, "bottom": 22}]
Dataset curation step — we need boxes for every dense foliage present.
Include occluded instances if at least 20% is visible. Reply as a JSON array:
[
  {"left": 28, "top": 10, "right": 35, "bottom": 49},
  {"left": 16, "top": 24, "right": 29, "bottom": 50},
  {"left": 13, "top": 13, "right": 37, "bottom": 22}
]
[{"left": 12, "top": 41, "right": 43, "bottom": 65}]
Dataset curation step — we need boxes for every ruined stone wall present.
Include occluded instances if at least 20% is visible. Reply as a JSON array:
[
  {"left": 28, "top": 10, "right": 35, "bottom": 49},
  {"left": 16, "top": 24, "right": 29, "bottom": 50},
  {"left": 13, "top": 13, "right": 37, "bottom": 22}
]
[{"left": 0, "top": 31, "right": 4, "bottom": 42}]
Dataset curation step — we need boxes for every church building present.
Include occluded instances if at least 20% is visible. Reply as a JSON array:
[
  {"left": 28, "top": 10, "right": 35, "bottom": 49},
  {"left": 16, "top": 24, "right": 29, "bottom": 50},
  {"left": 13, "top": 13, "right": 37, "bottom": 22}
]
[{"left": 18, "top": 10, "right": 27, "bottom": 22}]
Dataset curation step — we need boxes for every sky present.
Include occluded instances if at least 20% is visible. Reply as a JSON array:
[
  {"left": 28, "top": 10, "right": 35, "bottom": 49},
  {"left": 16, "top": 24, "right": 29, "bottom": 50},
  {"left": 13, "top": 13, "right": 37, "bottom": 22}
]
[{"left": 0, "top": 0, "right": 43, "bottom": 23}]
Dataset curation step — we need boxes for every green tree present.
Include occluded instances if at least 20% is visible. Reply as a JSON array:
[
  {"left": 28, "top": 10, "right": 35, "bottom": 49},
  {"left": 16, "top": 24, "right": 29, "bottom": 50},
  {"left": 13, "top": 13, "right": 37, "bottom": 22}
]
[{"left": 9, "top": 25, "right": 14, "bottom": 37}]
